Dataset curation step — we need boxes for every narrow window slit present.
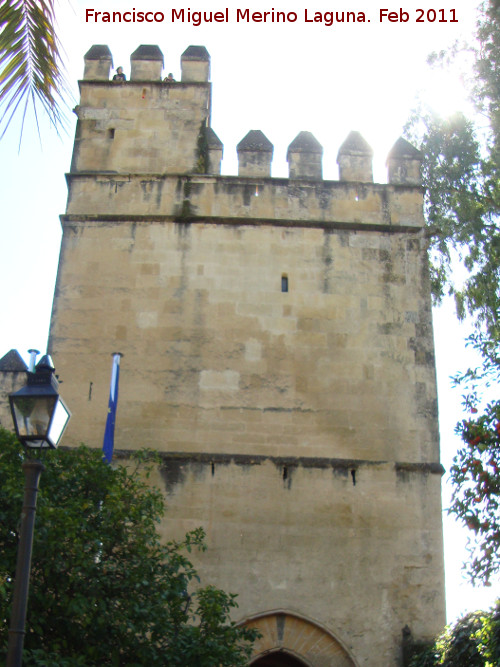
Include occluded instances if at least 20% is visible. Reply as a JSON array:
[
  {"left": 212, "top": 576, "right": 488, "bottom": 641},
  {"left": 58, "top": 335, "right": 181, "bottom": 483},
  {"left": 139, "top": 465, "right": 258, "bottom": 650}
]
[
  {"left": 211, "top": 462, "right": 215, "bottom": 476},
  {"left": 351, "top": 469, "right": 356, "bottom": 486},
  {"left": 107, "top": 128, "right": 115, "bottom": 139},
  {"left": 283, "top": 466, "right": 288, "bottom": 481},
  {"left": 281, "top": 274, "right": 289, "bottom": 292}
]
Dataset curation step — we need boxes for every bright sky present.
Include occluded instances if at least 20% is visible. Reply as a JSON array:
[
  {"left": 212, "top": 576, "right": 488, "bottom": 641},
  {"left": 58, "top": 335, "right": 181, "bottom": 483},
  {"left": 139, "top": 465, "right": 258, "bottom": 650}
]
[{"left": 1, "top": 0, "right": 497, "bottom": 624}]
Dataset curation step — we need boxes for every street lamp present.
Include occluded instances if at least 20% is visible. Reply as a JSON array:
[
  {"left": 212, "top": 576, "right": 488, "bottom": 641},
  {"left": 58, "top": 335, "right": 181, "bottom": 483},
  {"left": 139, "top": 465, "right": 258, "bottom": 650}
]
[
  {"left": 9, "top": 354, "right": 71, "bottom": 449},
  {"left": 7, "top": 353, "right": 71, "bottom": 667}
]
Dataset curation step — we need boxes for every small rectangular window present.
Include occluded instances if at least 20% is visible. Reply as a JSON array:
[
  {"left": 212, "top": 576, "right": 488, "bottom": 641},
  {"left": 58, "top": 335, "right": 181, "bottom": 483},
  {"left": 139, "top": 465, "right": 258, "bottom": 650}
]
[
  {"left": 281, "top": 275, "right": 288, "bottom": 292},
  {"left": 107, "top": 128, "right": 115, "bottom": 140}
]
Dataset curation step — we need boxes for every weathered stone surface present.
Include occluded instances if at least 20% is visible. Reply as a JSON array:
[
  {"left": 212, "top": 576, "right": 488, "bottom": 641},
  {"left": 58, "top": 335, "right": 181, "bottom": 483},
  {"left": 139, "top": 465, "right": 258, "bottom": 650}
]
[
  {"left": 45, "top": 45, "right": 445, "bottom": 667},
  {"left": 70, "top": 81, "right": 211, "bottom": 174},
  {"left": 64, "top": 176, "right": 425, "bottom": 228},
  {"left": 130, "top": 44, "right": 164, "bottom": 81},
  {"left": 205, "top": 127, "right": 223, "bottom": 174},
  {"left": 181, "top": 45, "right": 210, "bottom": 82},
  {"left": 387, "top": 137, "right": 423, "bottom": 185},
  {"left": 237, "top": 130, "right": 274, "bottom": 177},
  {"left": 337, "top": 130, "right": 374, "bottom": 182},
  {"left": 49, "top": 222, "right": 438, "bottom": 464},
  {"left": 287, "top": 131, "right": 323, "bottom": 180},
  {"left": 83, "top": 44, "right": 113, "bottom": 80}
]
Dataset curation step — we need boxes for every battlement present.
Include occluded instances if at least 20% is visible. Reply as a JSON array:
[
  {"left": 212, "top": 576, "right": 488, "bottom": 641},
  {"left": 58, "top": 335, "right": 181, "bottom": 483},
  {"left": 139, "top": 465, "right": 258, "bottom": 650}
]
[
  {"left": 76, "top": 44, "right": 423, "bottom": 189},
  {"left": 83, "top": 43, "right": 210, "bottom": 82}
]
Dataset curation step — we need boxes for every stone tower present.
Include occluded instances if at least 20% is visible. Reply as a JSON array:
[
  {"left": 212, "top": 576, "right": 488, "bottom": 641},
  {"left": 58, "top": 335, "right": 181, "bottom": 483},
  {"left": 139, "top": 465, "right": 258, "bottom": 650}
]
[{"left": 47, "top": 44, "right": 446, "bottom": 666}]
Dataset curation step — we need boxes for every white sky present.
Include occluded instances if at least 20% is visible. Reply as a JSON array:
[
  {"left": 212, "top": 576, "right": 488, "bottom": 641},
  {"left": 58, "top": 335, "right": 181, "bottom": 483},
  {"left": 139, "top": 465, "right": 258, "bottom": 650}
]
[{"left": 1, "top": 0, "right": 498, "bottom": 625}]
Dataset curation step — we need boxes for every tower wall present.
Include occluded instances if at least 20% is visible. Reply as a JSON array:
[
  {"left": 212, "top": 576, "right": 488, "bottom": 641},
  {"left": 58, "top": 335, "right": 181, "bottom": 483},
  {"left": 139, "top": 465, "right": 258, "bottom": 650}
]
[
  {"left": 71, "top": 82, "right": 210, "bottom": 174},
  {"left": 51, "top": 221, "right": 437, "bottom": 465},
  {"left": 48, "top": 45, "right": 445, "bottom": 666}
]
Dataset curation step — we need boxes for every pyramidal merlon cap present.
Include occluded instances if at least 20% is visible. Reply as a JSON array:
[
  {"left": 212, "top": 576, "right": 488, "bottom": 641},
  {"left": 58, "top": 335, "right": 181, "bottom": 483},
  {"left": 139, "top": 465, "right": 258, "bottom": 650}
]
[
  {"left": 337, "top": 131, "right": 373, "bottom": 159},
  {"left": 237, "top": 130, "right": 274, "bottom": 153},
  {"left": 386, "top": 137, "right": 423, "bottom": 162},
  {"left": 287, "top": 131, "right": 323, "bottom": 157},
  {"left": 181, "top": 45, "right": 211, "bottom": 61},
  {"left": 131, "top": 44, "right": 164, "bottom": 62}
]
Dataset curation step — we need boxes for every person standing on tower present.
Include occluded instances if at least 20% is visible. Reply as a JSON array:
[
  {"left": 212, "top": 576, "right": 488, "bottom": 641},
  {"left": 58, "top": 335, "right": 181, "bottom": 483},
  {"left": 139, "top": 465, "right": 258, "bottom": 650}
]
[{"left": 112, "top": 67, "right": 126, "bottom": 82}]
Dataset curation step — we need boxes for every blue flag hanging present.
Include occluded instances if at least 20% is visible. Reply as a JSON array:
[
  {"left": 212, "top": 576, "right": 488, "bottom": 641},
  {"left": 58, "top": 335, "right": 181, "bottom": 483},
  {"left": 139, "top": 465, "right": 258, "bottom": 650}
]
[{"left": 102, "top": 353, "right": 122, "bottom": 463}]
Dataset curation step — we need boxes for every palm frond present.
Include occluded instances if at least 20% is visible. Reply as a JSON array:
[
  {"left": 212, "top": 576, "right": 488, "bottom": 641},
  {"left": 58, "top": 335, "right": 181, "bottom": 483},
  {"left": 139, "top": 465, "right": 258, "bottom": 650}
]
[{"left": 0, "top": 0, "right": 70, "bottom": 142}]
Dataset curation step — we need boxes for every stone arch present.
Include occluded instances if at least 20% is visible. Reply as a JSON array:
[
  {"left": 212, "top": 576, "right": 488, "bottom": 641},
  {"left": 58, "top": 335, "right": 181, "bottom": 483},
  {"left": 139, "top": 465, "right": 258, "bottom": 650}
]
[
  {"left": 243, "top": 611, "right": 358, "bottom": 667},
  {"left": 251, "top": 650, "right": 309, "bottom": 666}
]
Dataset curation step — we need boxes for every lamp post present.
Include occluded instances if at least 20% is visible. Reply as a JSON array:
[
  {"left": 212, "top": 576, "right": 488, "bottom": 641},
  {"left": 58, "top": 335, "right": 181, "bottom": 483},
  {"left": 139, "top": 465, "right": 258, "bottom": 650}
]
[{"left": 7, "top": 354, "right": 71, "bottom": 667}]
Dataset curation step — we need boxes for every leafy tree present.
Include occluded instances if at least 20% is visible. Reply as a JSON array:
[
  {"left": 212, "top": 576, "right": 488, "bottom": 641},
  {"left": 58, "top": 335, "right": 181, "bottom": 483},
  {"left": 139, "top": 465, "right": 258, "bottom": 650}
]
[
  {"left": 474, "top": 0, "right": 500, "bottom": 152},
  {"left": 449, "top": 332, "right": 500, "bottom": 585},
  {"left": 428, "top": 611, "right": 484, "bottom": 667},
  {"left": 405, "top": 0, "right": 500, "bottom": 585},
  {"left": 404, "top": 108, "right": 494, "bottom": 325},
  {"left": 0, "top": 428, "right": 258, "bottom": 665},
  {"left": 477, "top": 601, "right": 500, "bottom": 665},
  {"left": 0, "top": 0, "right": 68, "bottom": 139},
  {"left": 404, "top": 0, "right": 500, "bottom": 334},
  {"left": 409, "top": 600, "right": 500, "bottom": 667}
]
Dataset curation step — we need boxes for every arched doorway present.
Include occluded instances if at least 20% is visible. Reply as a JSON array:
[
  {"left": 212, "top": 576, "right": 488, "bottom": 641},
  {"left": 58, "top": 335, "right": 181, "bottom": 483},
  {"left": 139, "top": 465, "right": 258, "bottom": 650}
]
[
  {"left": 243, "top": 611, "right": 357, "bottom": 667},
  {"left": 252, "top": 652, "right": 308, "bottom": 666}
]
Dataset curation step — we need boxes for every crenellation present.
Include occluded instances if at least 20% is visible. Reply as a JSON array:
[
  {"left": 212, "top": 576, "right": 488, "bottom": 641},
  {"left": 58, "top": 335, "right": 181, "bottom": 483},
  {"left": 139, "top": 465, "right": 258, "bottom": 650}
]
[
  {"left": 77, "top": 45, "right": 424, "bottom": 196},
  {"left": 287, "top": 131, "right": 323, "bottom": 180},
  {"left": 83, "top": 44, "right": 113, "bottom": 80},
  {"left": 237, "top": 130, "right": 274, "bottom": 177},
  {"left": 181, "top": 45, "right": 211, "bottom": 82},
  {"left": 337, "top": 130, "right": 374, "bottom": 182},
  {"left": 387, "top": 136, "right": 423, "bottom": 185},
  {"left": 205, "top": 127, "right": 223, "bottom": 174},
  {"left": 130, "top": 44, "right": 164, "bottom": 81}
]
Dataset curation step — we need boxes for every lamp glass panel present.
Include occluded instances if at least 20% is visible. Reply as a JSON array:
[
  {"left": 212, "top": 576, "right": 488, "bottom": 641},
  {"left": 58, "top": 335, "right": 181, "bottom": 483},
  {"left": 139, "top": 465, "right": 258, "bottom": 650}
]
[
  {"left": 48, "top": 399, "right": 71, "bottom": 446},
  {"left": 11, "top": 396, "right": 57, "bottom": 438}
]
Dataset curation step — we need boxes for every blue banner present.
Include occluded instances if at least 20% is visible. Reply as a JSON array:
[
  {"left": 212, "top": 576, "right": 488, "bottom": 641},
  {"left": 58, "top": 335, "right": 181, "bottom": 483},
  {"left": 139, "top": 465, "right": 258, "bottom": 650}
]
[{"left": 102, "top": 353, "right": 122, "bottom": 463}]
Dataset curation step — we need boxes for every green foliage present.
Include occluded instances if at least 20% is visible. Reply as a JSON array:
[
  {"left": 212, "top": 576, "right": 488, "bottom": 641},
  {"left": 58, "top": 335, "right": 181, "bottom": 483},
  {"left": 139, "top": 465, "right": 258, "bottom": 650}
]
[
  {"left": 195, "top": 123, "right": 209, "bottom": 174},
  {"left": 434, "top": 612, "right": 485, "bottom": 666},
  {"left": 405, "top": 109, "right": 492, "bottom": 314},
  {"left": 0, "top": 428, "right": 258, "bottom": 665},
  {"left": 449, "top": 332, "right": 500, "bottom": 585},
  {"left": 409, "top": 601, "right": 500, "bottom": 667},
  {"left": 408, "top": 645, "right": 439, "bottom": 667},
  {"left": 405, "top": 0, "right": 500, "bottom": 588},
  {"left": 474, "top": 0, "right": 500, "bottom": 151},
  {"left": 477, "top": 602, "right": 500, "bottom": 665},
  {"left": 405, "top": 0, "right": 500, "bottom": 336}
]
